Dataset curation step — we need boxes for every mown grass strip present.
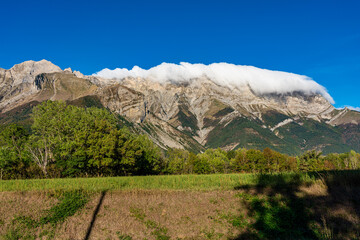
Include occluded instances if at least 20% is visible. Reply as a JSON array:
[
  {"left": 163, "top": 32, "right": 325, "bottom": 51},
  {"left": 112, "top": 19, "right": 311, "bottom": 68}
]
[{"left": 0, "top": 172, "right": 319, "bottom": 192}]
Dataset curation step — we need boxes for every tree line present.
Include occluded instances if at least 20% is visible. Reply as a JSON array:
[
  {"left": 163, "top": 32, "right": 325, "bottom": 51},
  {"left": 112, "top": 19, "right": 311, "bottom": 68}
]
[{"left": 0, "top": 100, "right": 359, "bottom": 180}]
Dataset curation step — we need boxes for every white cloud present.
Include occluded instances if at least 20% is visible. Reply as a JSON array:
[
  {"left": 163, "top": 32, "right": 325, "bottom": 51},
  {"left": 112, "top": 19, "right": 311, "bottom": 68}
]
[{"left": 93, "top": 62, "right": 334, "bottom": 104}]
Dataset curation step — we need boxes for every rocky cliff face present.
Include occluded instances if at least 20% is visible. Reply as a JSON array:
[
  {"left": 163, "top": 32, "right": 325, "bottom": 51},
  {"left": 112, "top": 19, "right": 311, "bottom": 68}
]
[
  {"left": 0, "top": 60, "right": 61, "bottom": 112},
  {"left": 0, "top": 60, "right": 359, "bottom": 154},
  {"left": 98, "top": 77, "right": 337, "bottom": 146}
]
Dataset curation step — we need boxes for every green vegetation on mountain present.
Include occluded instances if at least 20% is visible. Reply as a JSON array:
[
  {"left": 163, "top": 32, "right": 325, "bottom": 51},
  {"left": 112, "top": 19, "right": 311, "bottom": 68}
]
[
  {"left": 68, "top": 95, "right": 104, "bottom": 108},
  {"left": 337, "top": 123, "right": 360, "bottom": 149},
  {"left": 205, "top": 116, "right": 294, "bottom": 153},
  {"left": 277, "top": 119, "right": 354, "bottom": 154},
  {"left": 206, "top": 114, "right": 360, "bottom": 155},
  {"left": 0, "top": 101, "right": 39, "bottom": 127},
  {"left": 173, "top": 103, "right": 199, "bottom": 136},
  {"left": 203, "top": 99, "right": 234, "bottom": 128},
  {"left": 261, "top": 110, "right": 289, "bottom": 127}
]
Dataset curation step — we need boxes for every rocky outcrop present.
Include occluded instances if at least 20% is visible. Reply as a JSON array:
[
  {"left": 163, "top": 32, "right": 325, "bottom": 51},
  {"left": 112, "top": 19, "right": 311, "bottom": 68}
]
[
  {"left": 109, "top": 77, "right": 336, "bottom": 143},
  {"left": 0, "top": 60, "right": 61, "bottom": 112}
]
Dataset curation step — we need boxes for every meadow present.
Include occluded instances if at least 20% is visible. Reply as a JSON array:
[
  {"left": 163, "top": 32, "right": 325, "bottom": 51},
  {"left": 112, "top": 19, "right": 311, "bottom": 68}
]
[
  {"left": 1, "top": 171, "right": 360, "bottom": 239},
  {"left": 1, "top": 172, "right": 319, "bottom": 192}
]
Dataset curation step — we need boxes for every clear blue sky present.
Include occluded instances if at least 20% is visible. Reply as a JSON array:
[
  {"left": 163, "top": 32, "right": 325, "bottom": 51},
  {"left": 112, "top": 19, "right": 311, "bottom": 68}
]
[{"left": 1, "top": 0, "right": 359, "bottom": 108}]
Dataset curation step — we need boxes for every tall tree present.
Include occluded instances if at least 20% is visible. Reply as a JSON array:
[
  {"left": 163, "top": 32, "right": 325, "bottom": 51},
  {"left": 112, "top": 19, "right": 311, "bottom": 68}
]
[{"left": 0, "top": 124, "right": 30, "bottom": 179}]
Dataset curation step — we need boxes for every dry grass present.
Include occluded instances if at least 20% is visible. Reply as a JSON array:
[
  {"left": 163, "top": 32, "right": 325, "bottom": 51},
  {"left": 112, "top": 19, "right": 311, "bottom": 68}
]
[
  {"left": 0, "top": 190, "right": 247, "bottom": 239},
  {"left": 1, "top": 172, "right": 360, "bottom": 239},
  {"left": 83, "top": 190, "right": 242, "bottom": 239},
  {"left": 0, "top": 191, "right": 55, "bottom": 227}
]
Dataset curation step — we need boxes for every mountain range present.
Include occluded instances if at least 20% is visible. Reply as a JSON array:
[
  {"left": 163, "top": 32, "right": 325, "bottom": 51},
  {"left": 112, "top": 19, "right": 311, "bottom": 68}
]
[{"left": 0, "top": 60, "right": 359, "bottom": 154}]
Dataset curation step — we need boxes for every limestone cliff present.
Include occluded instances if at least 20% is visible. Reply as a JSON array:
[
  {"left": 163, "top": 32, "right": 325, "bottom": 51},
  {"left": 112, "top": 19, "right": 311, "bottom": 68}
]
[{"left": 0, "top": 60, "right": 358, "bottom": 154}]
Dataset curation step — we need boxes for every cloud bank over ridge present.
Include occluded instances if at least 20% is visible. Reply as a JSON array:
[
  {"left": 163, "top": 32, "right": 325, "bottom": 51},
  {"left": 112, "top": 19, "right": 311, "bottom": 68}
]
[
  {"left": 94, "top": 62, "right": 334, "bottom": 104},
  {"left": 346, "top": 106, "right": 360, "bottom": 112}
]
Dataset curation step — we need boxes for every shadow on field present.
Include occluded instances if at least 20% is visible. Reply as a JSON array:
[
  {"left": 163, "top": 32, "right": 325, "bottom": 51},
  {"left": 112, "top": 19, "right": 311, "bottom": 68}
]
[
  {"left": 312, "top": 171, "right": 360, "bottom": 239},
  {"left": 84, "top": 190, "right": 107, "bottom": 240},
  {"left": 233, "top": 171, "right": 360, "bottom": 240}
]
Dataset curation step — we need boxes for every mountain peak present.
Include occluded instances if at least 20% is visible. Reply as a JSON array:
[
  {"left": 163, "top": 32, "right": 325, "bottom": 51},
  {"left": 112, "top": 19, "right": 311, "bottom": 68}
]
[
  {"left": 4, "top": 60, "right": 62, "bottom": 86},
  {"left": 10, "top": 59, "right": 61, "bottom": 72}
]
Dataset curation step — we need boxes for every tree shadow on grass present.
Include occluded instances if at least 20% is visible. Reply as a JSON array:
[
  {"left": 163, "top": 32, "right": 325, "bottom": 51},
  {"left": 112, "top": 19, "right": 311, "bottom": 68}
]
[
  {"left": 310, "top": 170, "right": 360, "bottom": 239},
  {"left": 233, "top": 174, "right": 316, "bottom": 240},
  {"left": 233, "top": 171, "right": 360, "bottom": 240}
]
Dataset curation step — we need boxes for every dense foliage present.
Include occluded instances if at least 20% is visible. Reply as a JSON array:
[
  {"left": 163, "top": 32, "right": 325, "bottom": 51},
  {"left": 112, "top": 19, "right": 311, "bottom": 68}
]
[
  {"left": 0, "top": 100, "right": 360, "bottom": 180},
  {"left": 0, "top": 101, "right": 163, "bottom": 179},
  {"left": 164, "top": 148, "right": 360, "bottom": 175}
]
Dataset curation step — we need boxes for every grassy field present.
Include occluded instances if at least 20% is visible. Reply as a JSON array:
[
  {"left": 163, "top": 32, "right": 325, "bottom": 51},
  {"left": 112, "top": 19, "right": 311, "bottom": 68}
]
[
  {"left": 1, "top": 171, "right": 360, "bottom": 240},
  {"left": 0, "top": 172, "right": 321, "bottom": 192}
]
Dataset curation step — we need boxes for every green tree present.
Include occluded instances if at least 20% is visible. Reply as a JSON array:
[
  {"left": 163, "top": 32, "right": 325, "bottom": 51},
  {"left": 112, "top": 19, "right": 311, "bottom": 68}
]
[
  {"left": 29, "top": 100, "right": 164, "bottom": 177},
  {"left": 165, "top": 148, "right": 191, "bottom": 174},
  {"left": 197, "top": 148, "right": 229, "bottom": 173},
  {"left": 28, "top": 101, "right": 68, "bottom": 176},
  {"left": 29, "top": 101, "right": 118, "bottom": 176},
  {"left": 298, "top": 150, "right": 323, "bottom": 171},
  {"left": 192, "top": 153, "right": 210, "bottom": 174},
  {"left": 0, "top": 124, "right": 31, "bottom": 179},
  {"left": 112, "top": 131, "right": 162, "bottom": 175},
  {"left": 135, "top": 134, "right": 163, "bottom": 174},
  {"left": 230, "top": 148, "right": 249, "bottom": 172},
  {"left": 349, "top": 150, "right": 360, "bottom": 170},
  {"left": 246, "top": 149, "right": 267, "bottom": 173}
]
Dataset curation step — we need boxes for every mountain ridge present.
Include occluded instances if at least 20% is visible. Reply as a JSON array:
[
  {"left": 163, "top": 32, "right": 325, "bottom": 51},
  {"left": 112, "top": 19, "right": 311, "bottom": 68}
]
[{"left": 0, "top": 60, "right": 359, "bottom": 154}]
